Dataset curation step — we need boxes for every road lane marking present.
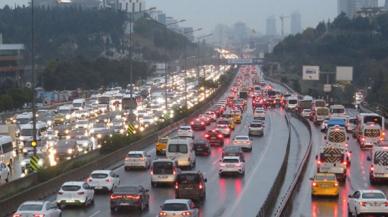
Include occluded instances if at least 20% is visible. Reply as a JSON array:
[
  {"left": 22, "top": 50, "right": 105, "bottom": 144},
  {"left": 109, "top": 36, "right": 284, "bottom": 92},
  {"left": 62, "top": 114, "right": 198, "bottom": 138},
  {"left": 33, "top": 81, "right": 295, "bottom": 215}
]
[{"left": 88, "top": 210, "right": 101, "bottom": 217}]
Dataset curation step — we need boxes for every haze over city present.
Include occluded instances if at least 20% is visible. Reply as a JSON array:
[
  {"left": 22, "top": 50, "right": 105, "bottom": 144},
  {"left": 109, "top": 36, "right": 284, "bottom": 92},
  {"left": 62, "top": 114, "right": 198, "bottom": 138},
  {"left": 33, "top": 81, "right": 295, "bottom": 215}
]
[{"left": 0, "top": 0, "right": 340, "bottom": 33}]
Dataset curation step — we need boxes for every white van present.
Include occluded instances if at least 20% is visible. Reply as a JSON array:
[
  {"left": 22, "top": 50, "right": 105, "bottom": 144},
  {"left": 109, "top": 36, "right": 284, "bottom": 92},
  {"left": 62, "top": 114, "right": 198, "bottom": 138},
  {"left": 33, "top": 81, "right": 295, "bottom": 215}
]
[
  {"left": 166, "top": 138, "right": 196, "bottom": 169},
  {"left": 150, "top": 159, "right": 179, "bottom": 187},
  {"left": 72, "top": 99, "right": 86, "bottom": 111}
]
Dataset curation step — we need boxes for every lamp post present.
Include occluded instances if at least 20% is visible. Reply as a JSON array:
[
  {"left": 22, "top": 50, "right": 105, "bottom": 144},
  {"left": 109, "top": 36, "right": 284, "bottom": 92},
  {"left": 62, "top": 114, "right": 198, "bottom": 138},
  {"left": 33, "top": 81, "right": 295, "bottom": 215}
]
[
  {"left": 182, "top": 27, "right": 202, "bottom": 109},
  {"left": 31, "top": 0, "right": 37, "bottom": 155}
]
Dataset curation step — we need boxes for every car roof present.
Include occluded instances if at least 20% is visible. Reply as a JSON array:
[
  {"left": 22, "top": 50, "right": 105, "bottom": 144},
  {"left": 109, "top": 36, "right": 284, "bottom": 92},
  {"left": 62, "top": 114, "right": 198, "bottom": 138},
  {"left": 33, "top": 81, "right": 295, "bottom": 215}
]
[
  {"left": 91, "top": 170, "right": 112, "bottom": 174},
  {"left": 164, "top": 199, "right": 190, "bottom": 204},
  {"left": 359, "top": 189, "right": 385, "bottom": 194},
  {"left": 223, "top": 156, "right": 241, "bottom": 160},
  {"left": 20, "top": 201, "right": 46, "bottom": 206},
  {"left": 179, "top": 171, "right": 202, "bottom": 176},
  {"left": 128, "top": 151, "right": 145, "bottom": 154},
  {"left": 62, "top": 181, "right": 84, "bottom": 186},
  {"left": 113, "top": 185, "right": 143, "bottom": 194}
]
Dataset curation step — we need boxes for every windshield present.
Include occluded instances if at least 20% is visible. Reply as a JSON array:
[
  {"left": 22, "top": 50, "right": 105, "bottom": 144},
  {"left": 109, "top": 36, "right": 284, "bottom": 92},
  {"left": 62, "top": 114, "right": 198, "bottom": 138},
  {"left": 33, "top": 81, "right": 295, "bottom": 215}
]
[
  {"left": 331, "top": 108, "right": 345, "bottom": 114},
  {"left": 162, "top": 203, "right": 188, "bottom": 211},
  {"left": 73, "top": 103, "right": 82, "bottom": 108},
  {"left": 250, "top": 123, "right": 262, "bottom": 127},
  {"left": 127, "top": 153, "right": 143, "bottom": 158},
  {"left": 317, "top": 108, "right": 329, "bottom": 115},
  {"left": 168, "top": 144, "right": 188, "bottom": 153},
  {"left": 288, "top": 100, "right": 297, "bottom": 104},
  {"left": 177, "top": 174, "right": 199, "bottom": 183},
  {"left": 21, "top": 129, "right": 33, "bottom": 137},
  {"left": 91, "top": 173, "right": 108, "bottom": 179},
  {"left": 315, "top": 101, "right": 326, "bottom": 107},
  {"left": 19, "top": 204, "right": 42, "bottom": 211},
  {"left": 223, "top": 158, "right": 239, "bottom": 163},
  {"left": 17, "top": 118, "right": 31, "bottom": 125},
  {"left": 362, "top": 193, "right": 386, "bottom": 199},
  {"left": 364, "top": 116, "right": 383, "bottom": 126},
  {"left": 61, "top": 185, "right": 81, "bottom": 191},
  {"left": 152, "top": 162, "right": 173, "bottom": 174}
]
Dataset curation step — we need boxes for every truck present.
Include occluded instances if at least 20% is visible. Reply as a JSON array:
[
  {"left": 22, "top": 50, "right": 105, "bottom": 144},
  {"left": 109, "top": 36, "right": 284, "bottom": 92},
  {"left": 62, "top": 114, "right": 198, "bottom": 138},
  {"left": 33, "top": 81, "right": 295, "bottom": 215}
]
[
  {"left": 356, "top": 122, "right": 382, "bottom": 149},
  {"left": 298, "top": 96, "right": 313, "bottom": 112},
  {"left": 317, "top": 124, "right": 350, "bottom": 182},
  {"left": 369, "top": 145, "right": 388, "bottom": 184},
  {"left": 17, "top": 121, "right": 48, "bottom": 154},
  {"left": 354, "top": 113, "right": 385, "bottom": 145},
  {"left": 286, "top": 96, "right": 298, "bottom": 111},
  {"left": 329, "top": 104, "right": 346, "bottom": 118}
]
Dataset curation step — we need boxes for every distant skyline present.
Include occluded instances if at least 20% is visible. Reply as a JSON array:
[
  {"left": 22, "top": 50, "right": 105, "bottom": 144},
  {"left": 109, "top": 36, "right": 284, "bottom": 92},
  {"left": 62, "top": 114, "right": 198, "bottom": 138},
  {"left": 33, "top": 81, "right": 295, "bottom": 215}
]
[{"left": 1, "top": 0, "right": 384, "bottom": 34}]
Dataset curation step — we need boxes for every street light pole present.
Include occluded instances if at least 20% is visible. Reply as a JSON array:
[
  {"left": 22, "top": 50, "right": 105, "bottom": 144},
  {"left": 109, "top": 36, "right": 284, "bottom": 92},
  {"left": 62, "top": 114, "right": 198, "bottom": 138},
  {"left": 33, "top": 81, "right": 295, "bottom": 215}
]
[{"left": 31, "top": 0, "right": 37, "bottom": 154}]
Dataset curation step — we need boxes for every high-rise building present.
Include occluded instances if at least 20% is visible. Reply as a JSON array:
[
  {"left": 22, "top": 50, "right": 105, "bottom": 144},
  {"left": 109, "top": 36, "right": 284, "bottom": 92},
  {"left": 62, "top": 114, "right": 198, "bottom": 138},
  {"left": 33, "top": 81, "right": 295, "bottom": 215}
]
[
  {"left": 0, "top": 35, "right": 25, "bottom": 88},
  {"left": 290, "top": 12, "right": 302, "bottom": 35},
  {"left": 385, "top": 0, "right": 388, "bottom": 9},
  {"left": 338, "top": 0, "right": 380, "bottom": 17},
  {"left": 338, "top": 0, "right": 353, "bottom": 16},
  {"left": 266, "top": 16, "right": 277, "bottom": 36}
]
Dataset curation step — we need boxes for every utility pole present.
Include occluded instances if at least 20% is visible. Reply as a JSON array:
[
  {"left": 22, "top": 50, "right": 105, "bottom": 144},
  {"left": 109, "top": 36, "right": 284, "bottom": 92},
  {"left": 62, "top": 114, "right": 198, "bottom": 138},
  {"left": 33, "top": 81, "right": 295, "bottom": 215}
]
[
  {"left": 31, "top": 0, "right": 37, "bottom": 154},
  {"left": 129, "top": 9, "right": 134, "bottom": 118}
]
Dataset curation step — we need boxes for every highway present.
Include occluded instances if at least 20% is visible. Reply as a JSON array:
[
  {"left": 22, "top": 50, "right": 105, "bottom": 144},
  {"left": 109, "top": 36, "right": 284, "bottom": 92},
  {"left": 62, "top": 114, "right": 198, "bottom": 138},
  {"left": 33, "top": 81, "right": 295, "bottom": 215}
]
[
  {"left": 288, "top": 108, "right": 388, "bottom": 217},
  {"left": 38, "top": 80, "right": 308, "bottom": 217}
]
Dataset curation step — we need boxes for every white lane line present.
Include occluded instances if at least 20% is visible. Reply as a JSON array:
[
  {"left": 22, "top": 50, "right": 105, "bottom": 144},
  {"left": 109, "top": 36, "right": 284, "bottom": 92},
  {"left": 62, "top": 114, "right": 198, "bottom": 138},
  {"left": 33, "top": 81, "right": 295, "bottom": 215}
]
[{"left": 88, "top": 210, "right": 101, "bottom": 217}]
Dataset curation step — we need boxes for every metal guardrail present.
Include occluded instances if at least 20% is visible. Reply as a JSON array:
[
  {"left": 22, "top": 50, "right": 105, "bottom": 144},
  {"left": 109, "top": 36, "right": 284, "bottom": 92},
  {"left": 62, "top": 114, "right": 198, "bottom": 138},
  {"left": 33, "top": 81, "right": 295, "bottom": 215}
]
[
  {"left": 257, "top": 113, "right": 292, "bottom": 217},
  {"left": 0, "top": 68, "right": 237, "bottom": 217}
]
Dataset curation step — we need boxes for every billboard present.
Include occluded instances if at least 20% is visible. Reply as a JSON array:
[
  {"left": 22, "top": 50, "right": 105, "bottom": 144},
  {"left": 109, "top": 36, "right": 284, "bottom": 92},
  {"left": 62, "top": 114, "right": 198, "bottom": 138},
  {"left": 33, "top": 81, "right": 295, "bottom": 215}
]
[
  {"left": 227, "top": 59, "right": 253, "bottom": 65},
  {"left": 336, "top": 66, "right": 353, "bottom": 81},
  {"left": 302, "top": 65, "right": 320, "bottom": 80}
]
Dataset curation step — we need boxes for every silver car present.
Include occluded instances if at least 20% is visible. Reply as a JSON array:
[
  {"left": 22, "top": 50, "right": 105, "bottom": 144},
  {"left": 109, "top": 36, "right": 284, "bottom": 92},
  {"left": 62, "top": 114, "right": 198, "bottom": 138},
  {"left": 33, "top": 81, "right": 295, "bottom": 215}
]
[
  {"left": 248, "top": 121, "right": 264, "bottom": 137},
  {"left": 151, "top": 159, "right": 179, "bottom": 187},
  {"left": 13, "top": 201, "right": 62, "bottom": 217},
  {"left": 158, "top": 199, "right": 199, "bottom": 217}
]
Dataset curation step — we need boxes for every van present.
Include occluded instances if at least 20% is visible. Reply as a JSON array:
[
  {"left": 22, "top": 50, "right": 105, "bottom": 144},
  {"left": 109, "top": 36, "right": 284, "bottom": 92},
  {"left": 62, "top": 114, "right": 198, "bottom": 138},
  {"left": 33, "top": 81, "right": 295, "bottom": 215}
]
[
  {"left": 150, "top": 159, "right": 180, "bottom": 187},
  {"left": 166, "top": 138, "right": 196, "bottom": 169},
  {"left": 72, "top": 98, "right": 86, "bottom": 111}
]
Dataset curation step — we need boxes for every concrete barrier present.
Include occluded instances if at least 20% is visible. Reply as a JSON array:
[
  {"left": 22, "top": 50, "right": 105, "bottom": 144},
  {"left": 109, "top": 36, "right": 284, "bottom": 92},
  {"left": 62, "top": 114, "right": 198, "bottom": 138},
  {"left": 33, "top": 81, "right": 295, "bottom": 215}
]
[{"left": 0, "top": 68, "right": 237, "bottom": 217}]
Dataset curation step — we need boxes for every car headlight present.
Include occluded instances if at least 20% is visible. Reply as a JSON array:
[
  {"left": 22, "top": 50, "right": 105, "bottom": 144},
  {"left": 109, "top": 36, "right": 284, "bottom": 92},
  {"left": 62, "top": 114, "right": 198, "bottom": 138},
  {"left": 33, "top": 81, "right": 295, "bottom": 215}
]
[
  {"left": 97, "top": 134, "right": 102, "bottom": 139},
  {"left": 65, "top": 114, "right": 71, "bottom": 120},
  {"left": 38, "top": 159, "right": 44, "bottom": 167},
  {"left": 67, "top": 148, "right": 73, "bottom": 154},
  {"left": 21, "top": 161, "right": 27, "bottom": 167}
]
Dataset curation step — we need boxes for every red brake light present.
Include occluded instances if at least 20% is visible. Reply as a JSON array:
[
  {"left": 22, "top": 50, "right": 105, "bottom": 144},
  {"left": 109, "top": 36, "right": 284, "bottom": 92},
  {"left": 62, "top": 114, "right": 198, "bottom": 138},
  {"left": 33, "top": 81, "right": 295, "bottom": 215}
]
[
  {"left": 334, "top": 182, "right": 339, "bottom": 187},
  {"left": 126, "top": 195, "right": 140, "bottom": 200},
  {"left": 175, "top": 182, "right": 179, "bottom": 190},
  {"left": 173, "top": 168, "right": 176, "bottom": 175},
  {"left": 317, "top": 160, "right": 321, "bottom": 165},
  {"left": 342, "top": 161, "right": 347, "bottom": 166},
  {"left": 204, "top": 134, "right": 209, "bottom": 138},
  {"left": 150, "top": 168, "right": 154, "bottom": 175},
  {"left": 371, "top": 165, "right": 374, "bottom": 171},
  {"left": 385, "top": 202, "right": 388, "bottom": 206},
  {"left": 199, "top": 183, "right": 203, "bottom": 189},
  {"left": 360, "top": 202, "right": 367, "bottom": 207},
  {"left": 182, "top": 211, "right": 192, "bottom": 216},
  {"left": 218, "top": 134, "right": 223, "bottom": 138},
  {"left": 13, "top": 214, "right": 21, "bottom": 217},
  {"left": 110, "top": 194, "right": 123, "bottom": 200},
  {"left": 190, "top": 121, "right": 194, "bottom": 125},
  {"left": 78, "top": 191, "right": 85, "bottom": 195},
  {"left": 362, "top": 137, "right": 365, "bottom": 141},
  {"left": 201, "top": 122, "right": 205, "bottom": 125},
  {"left": 33, "top": 214, "right": 45, "bottom": 217},
  {"left": 312, "top": 182, "right": 317, "bottom": 187}
]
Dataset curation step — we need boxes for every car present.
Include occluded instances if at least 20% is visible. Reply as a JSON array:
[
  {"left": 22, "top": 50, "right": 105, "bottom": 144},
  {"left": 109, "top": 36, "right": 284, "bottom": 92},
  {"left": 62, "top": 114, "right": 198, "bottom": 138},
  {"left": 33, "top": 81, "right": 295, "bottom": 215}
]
[
  {"left": 190, "top": 118, "right": 206, "bottom": 131},
  {"left": 204, "top": 130, "right": 224, "bottom": 146},
  {"left": 231, "top": 109, "right": 242, "bottom": 124},
  {"left": 87, "top": 170, "right": 120, "bottom": 192},
  {"left": 205, "top": 111, "right": 217, "bottom": 121},
  {"left": 222, "top": 146, "right": 245, "bottom": 161},
  {"left": 346, "top": 117, "right": 357, "bottom": 133},
  {"left": 232, "top": 135, "right": 252, "bottom": 152},
  {"left": 158, "top": 199, "right": 199, "bottom": 217},
  {"left": 253, "top": 108, "right": 265, "bottom": 120},
  {"left": 54, "top": 139, "right": 79, "bottom": 161},
  {"left": 56, "top": 181, "right": 94, "bottom": 208},
  {"left": 13, "top": 201, "right": 62, "bottom": 217},
  {"left": 124, "top": 151, "right": 151, "bottom": 170},
  {"left": 166, "top": 138, "right": 196, "bottom": 169},
  {"left": 156, "top": 137, "right": 168, "bottom": 156},
  {"left": 193, "top": 139, "right": 211, "bottom": 156},
  {"left": 310, "top": 173, "right": 339, "bottom": 197},
  {"left": 0, "top": 162, "right": 10, "bottom": 183},
  {"left": 198, "top": 114, "right": 211, "bottom": 125},
  {"left": 215, "top": 124, "right": 231, "bottom": 137},
  {"left": 301, "top": 109, "right": 312, "bottom": 118},
  {"left": 219, "top": 156, "right": 245, "bottom": 176},
  {"left": 151, "top": 159, "right": 180, "bottom": 187},
  {"left": 110, "top": 185, "right": 149, "bottom": 212},
  {"left": 248, "top": 121, "right": 264, "bottom": 137},
  {"left": 175, "top": 171, "right": 207, "bottom": 201},
  {"left": 217, "top": 118, "right": 235, "bottom": 131},
  {"left": 75, "top": 135, "right": 93, "bottom": 153},
  {"left": 75, "top": 119, "right": 90, "bottom": 129},
  {"left": 348, "top": 190, "right": 388, "bottom": 216},
  {"left": 177, "top": 125, "right": 194, "bottom": 138}
]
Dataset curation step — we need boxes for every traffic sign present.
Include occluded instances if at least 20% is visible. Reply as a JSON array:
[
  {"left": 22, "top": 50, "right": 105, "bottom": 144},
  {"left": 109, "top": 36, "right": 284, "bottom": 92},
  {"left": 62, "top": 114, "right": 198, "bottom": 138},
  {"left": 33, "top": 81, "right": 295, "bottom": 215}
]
[
  {"left": 29, "top": 155, "right": 41, "bottom": 172},
  {"left": 127, "top": 123, "right": 136, "bottom": 135}
]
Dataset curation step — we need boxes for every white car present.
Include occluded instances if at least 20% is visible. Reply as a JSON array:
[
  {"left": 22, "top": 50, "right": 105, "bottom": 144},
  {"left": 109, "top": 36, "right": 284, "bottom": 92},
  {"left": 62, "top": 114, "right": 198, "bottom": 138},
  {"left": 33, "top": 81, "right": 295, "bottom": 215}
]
[
  {"left": 0, "top": 162, "right": 10, "bottom": 183},
  {"left": 177, "top": 125, "right": 194, "bottom": 138},
  {"left": 301, "top": 109, "right": 311, "bottom": 118},
  {"left": 56, "top": 181, "right": 94, "bottom": 208},
  {"left": 75, "top": 119, "right": 90, "bottom": 129},
  {"left": 248, "top": 121, "right": 264, "bottom": 137},
  {"left": 219, "top": 156, "right": 245, "bottom": 176},
  {"left": 253, "top": 108, "right": 265, "bottom": 119},
  {"left": 158, "top": 199, "right": 199, "bottom": 217},
  {"left": 124, "top": 151, "right": 151, "bottom": 170},
  {"left": 75, "top": 136, "right": 93, "bottom": 152},
  {"left": 86, "top": 170, "right": 120, "bottom": 192},
  {"left": 232, "top": 135, "right": 252, "bottom": 152},
  {"left": 216, "top": 124, "right": 231, "bottom": 137},
  {"left": 348, "top": 190, "right": 388, "bottom": 216},
  {"left": 205, "top": 111, "right": 217, "bottom": 121},
  {"left": 13, "top": 201, "right": 62, "bottom": 217}
]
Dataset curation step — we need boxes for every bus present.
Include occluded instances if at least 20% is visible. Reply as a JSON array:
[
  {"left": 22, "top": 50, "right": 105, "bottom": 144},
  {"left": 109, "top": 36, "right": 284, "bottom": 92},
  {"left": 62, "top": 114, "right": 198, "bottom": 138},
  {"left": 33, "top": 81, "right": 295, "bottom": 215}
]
[{"left": 0, "top": 136, "right": 15, "bottom": 166}]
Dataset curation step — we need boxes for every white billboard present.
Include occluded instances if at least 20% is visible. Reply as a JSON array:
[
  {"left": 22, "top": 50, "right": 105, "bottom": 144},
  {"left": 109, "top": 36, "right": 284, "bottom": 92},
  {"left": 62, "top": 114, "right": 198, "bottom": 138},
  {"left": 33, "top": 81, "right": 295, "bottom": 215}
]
[
  {"left": 336, "top": 66, "right": 353, "bottom": 81},
  {"left": 227, "top": 59, "right": 253, "bottom": 65},
  {"left": 303, "top": 65, "right": 320, "bottom": 80}
]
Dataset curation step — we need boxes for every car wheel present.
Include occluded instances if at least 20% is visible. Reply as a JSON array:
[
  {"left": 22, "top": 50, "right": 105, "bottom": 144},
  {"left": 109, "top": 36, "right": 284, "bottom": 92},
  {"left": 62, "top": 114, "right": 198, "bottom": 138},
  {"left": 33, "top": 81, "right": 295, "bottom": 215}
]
[
  {"left": 110, "top": 207, "right": 117, "bottom": 213},
  {"left": 124, "top": 166, "right": 129, "bottom": 171},
  {"left": 241, "top": 170, "right": 245, "bottom": 176},
  {"left": 151, "top": 181, "right": 157, "bottom": 187},
  {"left": 5, "top": 173, "right": 9, "bottom": 183}
]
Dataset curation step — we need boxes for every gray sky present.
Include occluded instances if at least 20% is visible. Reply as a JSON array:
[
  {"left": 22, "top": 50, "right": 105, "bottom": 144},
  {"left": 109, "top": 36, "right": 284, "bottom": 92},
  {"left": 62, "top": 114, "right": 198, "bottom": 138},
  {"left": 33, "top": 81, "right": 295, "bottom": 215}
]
[{"left": 2, "top": 0, "right": 339, "bottom": 33}]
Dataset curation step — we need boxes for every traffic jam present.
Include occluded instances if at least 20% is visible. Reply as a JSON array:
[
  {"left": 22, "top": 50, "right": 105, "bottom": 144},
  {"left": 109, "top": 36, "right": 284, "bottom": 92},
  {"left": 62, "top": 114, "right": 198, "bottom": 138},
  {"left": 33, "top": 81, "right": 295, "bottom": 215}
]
[
  {"left": 285, "top": 90, "right": 388, "bottom": 216},
  {"left": 0, "top": 63, "right": 230, "bottom": 185},
  {"left": 8, "top": 65, "right": 292, "bottom": 217}
]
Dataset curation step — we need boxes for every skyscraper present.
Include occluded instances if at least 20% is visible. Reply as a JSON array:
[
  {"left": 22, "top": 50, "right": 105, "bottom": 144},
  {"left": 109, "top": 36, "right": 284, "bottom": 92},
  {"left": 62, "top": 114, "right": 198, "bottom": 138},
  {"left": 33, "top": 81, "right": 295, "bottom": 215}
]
[
  {"left": 337, "top": 0, "right": 353, "bottom": 16},
  {"left": 385, "top": 0, "right": 388, "bottom": 9},
  {"left": 266, "top": 16, "right": 277, "bottom": 36},
  {"left": 338, "top": 0, "right": 380, "bottom": 17},
  {"left": 290, "top": 12, "right": 302, "bottom": 35}
]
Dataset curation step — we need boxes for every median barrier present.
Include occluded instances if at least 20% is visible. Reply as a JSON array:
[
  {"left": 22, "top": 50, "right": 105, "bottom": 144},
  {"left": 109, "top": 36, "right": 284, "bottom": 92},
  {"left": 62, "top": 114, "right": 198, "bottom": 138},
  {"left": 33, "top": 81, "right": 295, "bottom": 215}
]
[{"left": 0, "top": 67, "right": 237, "bottom": 216}]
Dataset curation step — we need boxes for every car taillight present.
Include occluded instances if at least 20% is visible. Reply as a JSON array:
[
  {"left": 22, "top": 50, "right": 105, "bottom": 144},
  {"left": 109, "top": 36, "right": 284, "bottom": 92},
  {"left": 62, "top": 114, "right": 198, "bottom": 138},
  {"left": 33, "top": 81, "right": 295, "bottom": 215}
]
[
  {"left": 204, "top": 134, "right": 209, "bottom": 138},
  {"left": 182, "top": 211, "right": 192, "bottom": 216},
  {"left": 57, "top": 191, "right": 63, "bottom": 195},
  {"left": 150, "top": 168, "right": 153, "bottom": 175},
  {"left": 175, "top": 182, "right": 179, "bottom": 189},
  {"left": 106, "top": 178, "right": 111, "bottom": 183},
  {"left": 362, "top": 137, "right": 365, "bottom": 141},
  {"left": 317, "top": 160, "right": 321, "bottom": 165},
  {"left": 360, "top": 202, "right": 367, "bottom": 207},
  {"left": 218, "top": 134, "right": 223, "bottom": 138},
  {"left": 342, "top": 161, "right": 347, "bottom": 166},
  {"left": 384, "top": 201, "right": 388, "bottom": 206},
  {"left": 173, "top": 168, "right": 176, "bottom": 175},
  {"left": 126, "top": 195, "right": 140, "bottom": 200},
  {"left": 33, "top": 214, "right": 45, "bottom": 217},
  {"left": 110, "top": 194, "right": 122, "bottom": 200},
  {"left": 159, "top": 211, "right": 168, "bottom": 216},
  {"left": 312, "top": 182, "right": 317, "bottom": 187},
  {"left": 78, "top": 191, "right": 85, "bottom": 195},
  {"left": 201, "top": 122, "right": 205, "bottom": 125},
  {"left": 12, "top": 214, "right": 21, "bottom": 217},
  {"left": 370, "top": 165, "right": 374, "bottom": 171},
  {"left": 199, "top": 183, "right": 203, "bottom": 189},
  {"left": 190, "top": 121, "right": 194, "bottom": 125},
  {"left": 125, "top": 157, "right": 130, "bottom": 161},
  {"left": 334, "top": 182, "right": 339, "bottom": 187}
]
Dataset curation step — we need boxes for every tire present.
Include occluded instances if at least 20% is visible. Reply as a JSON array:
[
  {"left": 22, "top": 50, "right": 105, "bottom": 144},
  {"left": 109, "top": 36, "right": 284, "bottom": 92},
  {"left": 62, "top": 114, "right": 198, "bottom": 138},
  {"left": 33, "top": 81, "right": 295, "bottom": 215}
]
[
  {"left": 110, "top": 207, "right": 117, "bottom": 213},
  {"left": 124, "top": 166, "right": 129, "bottom": 171},
  {"left": 151, "top": 181, "right": 157, "bottom": 187}
]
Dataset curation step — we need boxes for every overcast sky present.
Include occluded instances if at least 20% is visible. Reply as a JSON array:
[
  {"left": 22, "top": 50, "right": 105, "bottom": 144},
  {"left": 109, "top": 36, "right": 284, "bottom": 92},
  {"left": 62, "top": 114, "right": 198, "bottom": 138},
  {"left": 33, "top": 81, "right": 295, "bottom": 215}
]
[{"left": 0, "top": 0, "right": 349, "bottom": 34}]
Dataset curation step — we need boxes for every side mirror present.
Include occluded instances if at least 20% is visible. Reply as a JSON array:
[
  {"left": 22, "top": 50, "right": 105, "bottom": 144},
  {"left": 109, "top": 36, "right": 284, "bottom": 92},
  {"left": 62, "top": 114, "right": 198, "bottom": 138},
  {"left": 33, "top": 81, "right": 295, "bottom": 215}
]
[
  {"left": 309, "top": 177, "right": 314, "bottom": 181},
  {"left": 204, "top": 178, "right": 207, "bottom": 182},
  {"left": 367, "top": 156, "right": 371, "bottom": 161}
]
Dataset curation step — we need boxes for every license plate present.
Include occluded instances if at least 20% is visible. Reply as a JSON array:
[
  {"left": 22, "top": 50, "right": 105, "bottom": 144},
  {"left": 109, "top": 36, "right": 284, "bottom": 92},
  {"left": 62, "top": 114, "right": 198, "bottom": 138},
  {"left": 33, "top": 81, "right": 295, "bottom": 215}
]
[
  {"left": 320, "top": 184, "right": 331, "bottom": 188},
  {"left": 120, "top": 202, "right": 129, "bottom": 206},
  {"left": 197, "top": 148, "right": 203, "bottom": 150},
  {"left": 95, "top": 186, "right": 103, "bottom": 189},
  {"left": 211, "top": 137, "right": 216, "bottom": 139},
  {"left": 158, "top": 175, "right": 168, "bottom": 179},
  {"left": 226, "top": 164, "right": 234, "bottom": 168},
  {"left": 67, "top": 200, "right": 74, "bottom": 203}
]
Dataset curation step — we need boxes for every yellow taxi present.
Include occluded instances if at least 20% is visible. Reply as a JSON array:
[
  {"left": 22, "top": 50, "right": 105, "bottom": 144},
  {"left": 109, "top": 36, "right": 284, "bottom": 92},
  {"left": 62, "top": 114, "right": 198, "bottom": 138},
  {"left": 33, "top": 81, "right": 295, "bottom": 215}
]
[
  {"left": 311, "top": 173, "right": 339, "bottom": 197},
  {"left": 155, "top": 137, "right": 168, "bottom": 156},
  {"left": 231, "top": 110, "right": 242, "bottom": 124},
  {"left": 221, "top": 112, "right": 236, "bottom": 130},
  {"left": 54, "top": 114, "right": 65, "bottom": 125}
]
